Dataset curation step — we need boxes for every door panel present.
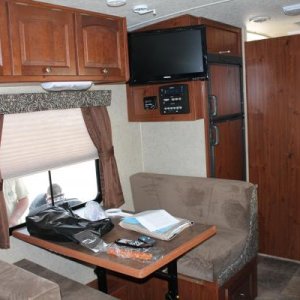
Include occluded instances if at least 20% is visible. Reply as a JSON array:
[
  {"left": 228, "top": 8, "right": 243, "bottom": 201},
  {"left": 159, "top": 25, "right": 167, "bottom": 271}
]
[
  {"left": 9, "top": 2, "right": 76, "bottom": 76},
  {"left": 76, "top": 13, "right": 128, "bottom": 80},
  {"left": 0, "top": 0, "right": 11, "bottom": 75},
  {"left": 210, "top": 118, "right": 245, "bottom": 180},
  {"left": 209, "top": 64, "right": 242, "bottom": 117},
  {"left": 206, "top": 26, "right": 241, "bottom": 56},
  {"left": 246, "top": 35, "right": 300, "bottom": 260}
]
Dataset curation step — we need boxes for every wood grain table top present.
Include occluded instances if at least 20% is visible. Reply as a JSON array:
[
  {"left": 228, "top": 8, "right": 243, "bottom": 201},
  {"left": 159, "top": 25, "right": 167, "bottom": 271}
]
[{"left": 13, "top": 217, "right": 216, "bottom": 279}]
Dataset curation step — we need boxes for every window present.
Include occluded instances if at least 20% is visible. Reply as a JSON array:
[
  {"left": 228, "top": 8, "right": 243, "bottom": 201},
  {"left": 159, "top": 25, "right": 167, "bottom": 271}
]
[
  {"left": 4, "top": 159, "right": 99, "bottom": 228},
  {"left": 0, "top": 108, "right": 100, "bottom": 229}
]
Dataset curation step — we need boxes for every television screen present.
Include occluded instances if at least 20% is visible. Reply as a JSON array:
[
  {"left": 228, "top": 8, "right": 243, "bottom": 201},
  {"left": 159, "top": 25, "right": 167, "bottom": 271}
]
[{"left": 128, "top": 25, "right": 208, "bottom": 85}]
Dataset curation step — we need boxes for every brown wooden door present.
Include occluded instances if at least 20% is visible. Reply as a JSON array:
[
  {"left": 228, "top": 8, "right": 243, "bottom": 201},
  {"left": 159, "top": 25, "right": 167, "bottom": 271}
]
[
  {"left": 8, "top": 1, "right": 77, "bottom": 76},
  {"left": 246, "top": 35, "right": 300, "bottom": 260},
  {"left": 207, "top": 62, "right": 245, "bottom": 181},
  {"left": 0, "top": 0, "right": 11, "bottom": 75},
  {"left": 76, "top": 13, "right": 129, "bottom": 81},
  {"left": 210, "top": 119, "right": 244, "bottom": 180},
  {"left": 209, "top": 64, "right": 242, "bottom": 117}
]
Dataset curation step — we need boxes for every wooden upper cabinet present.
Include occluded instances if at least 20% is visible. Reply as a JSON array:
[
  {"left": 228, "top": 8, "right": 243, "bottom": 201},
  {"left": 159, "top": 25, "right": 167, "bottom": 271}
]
[
  {"left": 206, "top": 26, "right": 241, "bottom": 56},
  {"left": 8, "top": 1, "right": 77, "bottom": 76},
  {"left": 0, "top": 0, "right": 11, "bottom": 75},
  {"left": 76, "top": 13, "right": 129, "bottom": 81},
  {"left": 199, "top": 18, "right": 241, "bottom": 56}
]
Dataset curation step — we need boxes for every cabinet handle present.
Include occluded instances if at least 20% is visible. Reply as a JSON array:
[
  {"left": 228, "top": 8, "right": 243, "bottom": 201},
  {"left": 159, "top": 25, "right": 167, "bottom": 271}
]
[
  {"left": 211, "top": 125, "right": 220, "bottom": 146},
  {"left": 102, "top": 68, "right": 109, "bottom": 74},
  {"left": 44, "top": 67, "right": 52, "bottom": 73},
  {"left": 209, "top": 95, "right": 218, "bottom": 117},
  {"left": 218, "top": 50, "right": 231, "bottom": 54},
  {"left": 239, "top": 292, "right": 246, "bottom": 297}
]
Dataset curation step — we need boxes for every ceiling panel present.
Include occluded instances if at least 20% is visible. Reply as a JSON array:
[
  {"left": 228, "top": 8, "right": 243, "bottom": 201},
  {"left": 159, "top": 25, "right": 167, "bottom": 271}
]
[{"left": 35, "top": 0, "right": 300, "bottom": 37}]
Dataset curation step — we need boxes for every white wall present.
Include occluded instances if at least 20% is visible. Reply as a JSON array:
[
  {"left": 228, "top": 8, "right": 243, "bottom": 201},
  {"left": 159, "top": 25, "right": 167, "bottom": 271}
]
[{"left": 141, "top": 120, "right": 207, "bottom": 177}]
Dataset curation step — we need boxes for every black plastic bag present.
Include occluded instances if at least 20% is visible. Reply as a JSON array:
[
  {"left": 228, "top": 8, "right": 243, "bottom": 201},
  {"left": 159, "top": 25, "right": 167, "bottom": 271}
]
[{"left": 26, "top": 203, "right": 114, "bottom": 242}]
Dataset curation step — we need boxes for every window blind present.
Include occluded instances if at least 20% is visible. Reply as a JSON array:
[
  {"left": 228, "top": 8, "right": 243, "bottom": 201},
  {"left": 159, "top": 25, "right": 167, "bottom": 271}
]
[{"left": 0, "top": 108, "right": 98, "bottom": 179}]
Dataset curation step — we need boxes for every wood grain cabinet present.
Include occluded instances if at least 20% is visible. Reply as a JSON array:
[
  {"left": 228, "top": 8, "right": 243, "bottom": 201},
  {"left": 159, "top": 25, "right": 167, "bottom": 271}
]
[
  {"left": 205, "top": 25, "right": 241, "bottom": 56},
  {"left": 0, "top": 0, "right": 11, "bottom": 75},
  {"left": 127, "top": 80, "right": 206, "bottom": 122},
  {"left": 0, "top": 0, "right": 128, "bottom": 82},
  {"left": 207, "top": 63, "right": 245, "bottom": 180},
  {"left": 211, "top": 119, "right": 245, "bottom": 180},
  {"left": 199, "top": 18, "right": 242, "bottom": 57},
  {"left": 208, "top": 64, "right": 242, "bottom": 117},
  {"left": 8, "top": 1, "right": 77, "bottom": 76},
  {"left": 76, "top": 13, "right": 129, "bottom": 81}
]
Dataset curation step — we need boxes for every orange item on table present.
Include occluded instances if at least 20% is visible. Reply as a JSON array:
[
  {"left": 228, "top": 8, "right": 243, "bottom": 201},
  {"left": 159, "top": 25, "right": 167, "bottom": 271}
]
[{"left": 107, "top": 247, "right": 153, "bottom": 261}]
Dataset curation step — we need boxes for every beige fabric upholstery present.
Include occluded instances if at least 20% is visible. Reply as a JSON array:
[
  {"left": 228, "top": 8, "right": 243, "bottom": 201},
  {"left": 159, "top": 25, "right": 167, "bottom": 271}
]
[
  {"left": 0, "top": 259, "right": 61, "bottom": 300},
  {"left": 15, "top": 259, "right": 118, "bottom": 300},
  {"left": 130, "top": 172, "right": 258, "bottom": 284}
]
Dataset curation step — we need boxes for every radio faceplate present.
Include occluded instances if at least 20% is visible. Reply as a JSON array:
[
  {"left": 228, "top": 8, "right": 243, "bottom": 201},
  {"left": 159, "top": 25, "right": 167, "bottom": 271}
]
[{"left": 159, "top": 84, "right": 189, "bottom": 115}]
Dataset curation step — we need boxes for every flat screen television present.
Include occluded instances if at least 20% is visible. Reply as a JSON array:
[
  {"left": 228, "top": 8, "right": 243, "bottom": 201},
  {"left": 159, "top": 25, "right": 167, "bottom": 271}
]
[{"left": 128, "top": 25, "right": 208, "bottom": 85}]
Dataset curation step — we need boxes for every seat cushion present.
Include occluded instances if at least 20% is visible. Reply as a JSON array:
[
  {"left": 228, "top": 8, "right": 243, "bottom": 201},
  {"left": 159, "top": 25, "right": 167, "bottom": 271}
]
[
  {"left": 0, "top": 259, "right": 61, "bottom": 300},
  {"left": 14, "top": 259, "right": 117, "bottom": 300},
  {"left": 177, "top": 227, "right": 247, "bottom": 282}
]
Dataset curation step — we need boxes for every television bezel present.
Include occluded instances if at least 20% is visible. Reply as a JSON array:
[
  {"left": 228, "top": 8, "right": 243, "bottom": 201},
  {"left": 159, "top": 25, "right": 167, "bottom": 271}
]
[{"left": 127, "top": 25, "right": 208, "bottom": 85}]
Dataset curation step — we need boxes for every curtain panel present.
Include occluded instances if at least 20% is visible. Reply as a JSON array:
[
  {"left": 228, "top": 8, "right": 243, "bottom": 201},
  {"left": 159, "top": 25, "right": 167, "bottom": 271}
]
[
  {"left": 81, "top": 107, "right": 124, "bottom": 208},
  {"left": 0, "top": 114, "right": 9, "bottom": 249}
]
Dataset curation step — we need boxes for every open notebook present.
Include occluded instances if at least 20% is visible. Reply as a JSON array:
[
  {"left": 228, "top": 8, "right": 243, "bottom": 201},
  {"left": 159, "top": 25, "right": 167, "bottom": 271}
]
[{"left": 119, "top": 209, "right": 193, "bottom": 241}]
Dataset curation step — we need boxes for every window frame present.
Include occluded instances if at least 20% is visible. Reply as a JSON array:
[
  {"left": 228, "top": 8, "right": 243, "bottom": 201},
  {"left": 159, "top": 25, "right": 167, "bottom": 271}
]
[{"left": 9, "top": 158, "right": 101, "bottom": 235}]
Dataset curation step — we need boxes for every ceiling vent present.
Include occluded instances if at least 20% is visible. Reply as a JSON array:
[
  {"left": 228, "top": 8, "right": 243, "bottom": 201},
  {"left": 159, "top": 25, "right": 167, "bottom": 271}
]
[
  {"left": 249, "top": 16, "right": 271, "bottom": 23},
  {"left": 283, "top": 3, "right": 300, "bottom": 16}
]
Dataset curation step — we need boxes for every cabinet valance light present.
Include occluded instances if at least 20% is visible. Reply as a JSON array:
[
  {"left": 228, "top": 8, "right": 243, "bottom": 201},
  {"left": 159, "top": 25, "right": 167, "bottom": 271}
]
[{"left": 0, "top": 90, "right": 111, "bottom": 114}]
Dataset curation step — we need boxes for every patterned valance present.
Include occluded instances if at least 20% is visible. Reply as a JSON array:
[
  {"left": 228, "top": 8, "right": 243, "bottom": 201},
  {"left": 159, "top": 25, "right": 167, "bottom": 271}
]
[{"left": 0, "top": 90, "right": 111, "bottom": 114}]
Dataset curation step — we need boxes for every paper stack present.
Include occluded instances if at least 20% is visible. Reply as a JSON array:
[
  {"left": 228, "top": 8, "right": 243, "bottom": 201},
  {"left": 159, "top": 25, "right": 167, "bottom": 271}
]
[{"left": 119, "top": 209, "right": 193, "bottom": 241}]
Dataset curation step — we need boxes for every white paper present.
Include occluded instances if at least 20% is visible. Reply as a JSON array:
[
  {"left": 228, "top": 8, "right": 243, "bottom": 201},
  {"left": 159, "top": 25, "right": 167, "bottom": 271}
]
[
  {"left": 105, "top": 208, "right": 133, "bottom": 217},
  {"left": 135, "top": 209, "right": 180, "bottom": 232}
]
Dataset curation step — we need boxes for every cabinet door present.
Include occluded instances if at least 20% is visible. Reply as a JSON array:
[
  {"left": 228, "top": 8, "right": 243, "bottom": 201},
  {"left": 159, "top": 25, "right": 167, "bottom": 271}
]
[
  {"left": 0, "top": 0, "right": 11, "bottom": 75},
  {"left": 208, "top": 64, "right": 242, "bottom": 118},
  {"left": 206, "top": 25, "right": 241, "bottom": 56},
  {"left": 9, "top": 1, "right": 76, "bottom": 76},
  {"left": 210, "top": 119, "right": 245, "bottom": 180},
  {"left": 76, "top": 13, "right": 129, "bottom": 81}
]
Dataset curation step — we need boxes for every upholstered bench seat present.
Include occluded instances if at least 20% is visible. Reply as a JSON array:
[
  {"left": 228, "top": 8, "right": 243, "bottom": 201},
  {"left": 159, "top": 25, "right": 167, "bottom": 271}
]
[
  {"left": 14, "top": 259, "right": 117, "bottom": 300},
  {"left": 0, "top": 259, "right": 61, "bottom": 300},
  {"left": 178, "top": 227, "right": 247, "bottom": 282},
  {"left": 130, "top": 172, "right": 258, "bottom": 299}
]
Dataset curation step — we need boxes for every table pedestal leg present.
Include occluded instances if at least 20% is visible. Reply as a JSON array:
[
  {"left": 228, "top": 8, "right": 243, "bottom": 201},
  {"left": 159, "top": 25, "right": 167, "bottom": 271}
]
[
  {"left": 94, "top": 266, "right": 108, "bottom": 293},
  {"left": 165, "top": 260, "right": 179, "bottom": 300},
  {"left": 155, "top": 260, "right": 179, "bottom": 300}
]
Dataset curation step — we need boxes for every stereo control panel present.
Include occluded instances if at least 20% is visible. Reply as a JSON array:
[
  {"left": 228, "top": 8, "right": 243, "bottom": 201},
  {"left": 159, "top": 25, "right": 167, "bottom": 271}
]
[{"left": 159, "top": 84, "right": 189, "bottom": 115}]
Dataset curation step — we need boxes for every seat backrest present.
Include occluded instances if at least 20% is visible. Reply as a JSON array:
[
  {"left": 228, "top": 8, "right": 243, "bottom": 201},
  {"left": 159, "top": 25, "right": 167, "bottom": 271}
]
[{"left": 130, "top": 172, "right": 257, "bottom": 232}]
